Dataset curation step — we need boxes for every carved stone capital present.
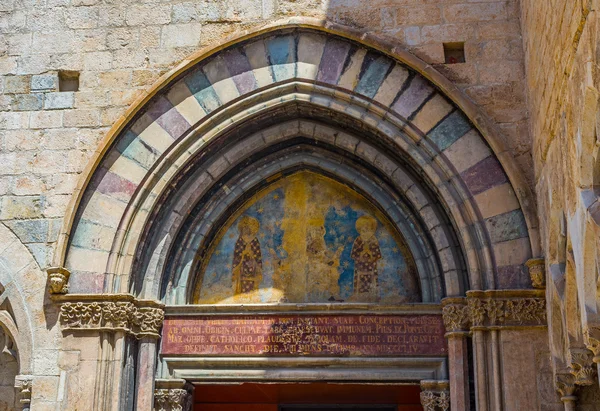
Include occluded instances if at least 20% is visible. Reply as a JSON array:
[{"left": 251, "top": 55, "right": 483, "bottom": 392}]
[
  {"left": 568, "top": 348, "right": 597, "bottom": 386},
  {"left": 556, "top": 372, "right": 577, "bottom": 398},
  {"left": 58, "top": 294, "right": 164, "bottom": 338},
  {"left": 583, "top": 326, "right": 600, "bottom": 360},
  {"left": 15, "top": 375, "right": 32, "bottom": 410},
  {"left": 525, "top": 258, "right": 546, "bottom": 289},
  {"left": 420, "top": 380, "right": 449, "bottom": 411},
  {"left": 466, "top": 290, "right": 546, "bottom": 329},
  {"left": 154, "top": 380, "right": 194, "bottom": 411},
  {"left": 47, "top": 267, "right": 70, "bottom": 294},
  {"left": 441, "top": 298, "right": 470, "bottom": 335}
]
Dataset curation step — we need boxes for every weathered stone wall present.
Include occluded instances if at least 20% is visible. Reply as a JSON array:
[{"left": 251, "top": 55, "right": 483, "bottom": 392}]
[
  {"left": 0, "top": 0, "right": 537, "bottom": 408},
  {"left": 522, "top": 0, "right": 600, "bottom": 404}
]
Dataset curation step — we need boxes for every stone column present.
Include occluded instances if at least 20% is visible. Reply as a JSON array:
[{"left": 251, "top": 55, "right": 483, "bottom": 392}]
[
  {"left": 154, "top": 379, "right": 194, "bottom": 411},
  {"left": 14, "top": 375, "right": 32, "bottom": 411},
  {"left": 420, "top": 380, "right": 450, "bottom": 411},
  {"left": 555, "top": 373, "right": 577, "bottom": 411},
  {"left": 136, "top": 337, "right": 159, "bottom": 410},
  {"left": 442, "top": 298, "right": 471, "bottom": 411}
]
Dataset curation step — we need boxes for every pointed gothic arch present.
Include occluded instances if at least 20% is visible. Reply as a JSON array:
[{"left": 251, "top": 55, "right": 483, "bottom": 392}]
[{"left": 52, "top": 21, "right": 538, "bottom": 303}]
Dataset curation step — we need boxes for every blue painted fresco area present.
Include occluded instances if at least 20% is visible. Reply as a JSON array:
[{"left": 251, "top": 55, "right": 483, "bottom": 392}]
[
  {"left": 324, "top": 206, "right": 411, "bottom": 302},
  {"left": 199, "top": 188, "right": 286, "bottom": 303},
  {"left": 196, "top": 172, "right": 419, "bottom": 304}
]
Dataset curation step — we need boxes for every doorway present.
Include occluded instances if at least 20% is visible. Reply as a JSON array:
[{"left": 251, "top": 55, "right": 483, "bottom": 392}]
[{"left": 193, "top": 383, "right": 423, "bottom": 411}]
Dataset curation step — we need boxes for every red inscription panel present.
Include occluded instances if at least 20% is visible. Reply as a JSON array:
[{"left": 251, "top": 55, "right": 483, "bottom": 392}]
[{"left": 161, "top": 314, "right": 446, "bottom": 356}]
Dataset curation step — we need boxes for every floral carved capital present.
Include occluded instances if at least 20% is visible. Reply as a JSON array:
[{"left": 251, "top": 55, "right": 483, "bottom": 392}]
[
  {"left": 441, "top": 298, "right": 470, "bottom": 334},
  {"left": 420, "top": 380, "right": 449, "bottom": 411},
  {"left": 154, "top": 381, "right": 194, "bottom": 411},
  {"left": 568, "top": 348, "right": 597, "bottom": 386},
  {"left": 584, "top": 326, "right": 600, "bottom": 359},
  {"left": 154, "top": 388, "right": 193, "bottom": 411},
  {"left": 555, "top": 372, "right": 577, "bottom": 398},
  {"left": 58, "top": 294, "right": 164, "bottom": 338}
]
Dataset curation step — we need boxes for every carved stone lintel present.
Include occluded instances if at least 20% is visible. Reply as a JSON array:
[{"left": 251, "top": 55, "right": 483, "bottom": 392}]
[
  {"left": 58, "top": 294, "right": 164, "bottom": 339},
  {"left": 420, "top": 380, "right": 450, "bottom": 411},
  {"left": 15, "top": 375, "right": 32, "bottom": 411},
  {"left": 154, "top": 380, "right": 194, "bottom": 411},
  {"left": 568, "top": 348, "right": 597, "bottom": 386},
  {"left": 47, "top": 267, "right": 70, "bottom": 294},
  {"left": 525, "top": 258, "right": 546, "bottom": 289}
]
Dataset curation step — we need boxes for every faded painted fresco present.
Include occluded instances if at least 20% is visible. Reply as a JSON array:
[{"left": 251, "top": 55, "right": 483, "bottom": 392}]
[{"left": 193, "top": 172, "right": 420, "bottom": 304}]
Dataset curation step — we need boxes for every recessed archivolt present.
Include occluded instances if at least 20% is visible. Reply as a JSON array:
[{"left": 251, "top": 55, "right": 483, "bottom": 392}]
[{"left": 59, "top": 26, "right": 535, "bottom": 299}]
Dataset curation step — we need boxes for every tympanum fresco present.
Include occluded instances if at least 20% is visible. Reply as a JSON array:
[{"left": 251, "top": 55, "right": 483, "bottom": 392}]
[{"left": 193, "top": 172, "right": 419, "bottom": 304}]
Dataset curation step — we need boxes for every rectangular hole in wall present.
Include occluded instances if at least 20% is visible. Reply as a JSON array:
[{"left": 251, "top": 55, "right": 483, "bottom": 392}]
[
  {"left": 58, "top": 70, "right": 80, "bottom": 92},
  {"left": 443, "top": 42, "right": 466, "bottom": 64}
]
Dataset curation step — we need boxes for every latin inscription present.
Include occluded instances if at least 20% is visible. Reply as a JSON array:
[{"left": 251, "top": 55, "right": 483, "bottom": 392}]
[{"left": 161, "top": 315, "right": 446, "bottom": 356}]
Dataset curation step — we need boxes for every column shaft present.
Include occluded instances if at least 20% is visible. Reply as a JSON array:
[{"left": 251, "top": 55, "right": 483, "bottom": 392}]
[
  {"left": 447, "top": 334, "right": 470, "bottom": 410},
  {"left": 136, "top": 337, "right": 159, "bottom": 410},
  {"left": 472, "top": 329, "right": 489, "bottom": 411}
]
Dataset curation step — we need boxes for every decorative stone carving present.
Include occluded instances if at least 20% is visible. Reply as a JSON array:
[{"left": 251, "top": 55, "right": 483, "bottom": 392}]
[
  {"left": 46, "top": 267, "right": 70, "bottom": 294},
  {"left": 58, "top": 295, "right": 164, "bottom": 338},
  {"left": 556, "top": 372, "right": 578, "bottom": 408},
  {"left": 15, "top": 375, "right": 32, "bottom": 411},
  {"left": 583, "top": 326, "right": 600, "bottom": 361},
  {"left": 526, "top": 258, "right": 546, "bottom": 289},
  {"left": 569, "top": 348, "right": 597, "bottom": 386},
  {"left": 154, "top": 388, "right": 192, "bottom": 411},
  {"left": 442, "top": 291, "right": 547, "bottom": 333},
  {"left": 154, "top": 381, "right": 194, "bottom": 411},
  {"left": 466, "top": 290, "right": 546, "bottom": 328},
  {"left": 441, "top": 298, "right": 470, "bottom": 334},
  {"left": 420, "top": 380, "right": 450, "bottom": 411}
]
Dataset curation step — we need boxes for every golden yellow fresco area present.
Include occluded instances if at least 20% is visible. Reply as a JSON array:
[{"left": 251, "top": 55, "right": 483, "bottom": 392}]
[{"left": 193, "top": 172, "right": 420, "bottom": 304}]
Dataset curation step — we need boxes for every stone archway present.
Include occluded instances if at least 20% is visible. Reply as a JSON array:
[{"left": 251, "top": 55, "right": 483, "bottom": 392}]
[{"left": 50, "top": 21, "right": 546, "bottom": 411}]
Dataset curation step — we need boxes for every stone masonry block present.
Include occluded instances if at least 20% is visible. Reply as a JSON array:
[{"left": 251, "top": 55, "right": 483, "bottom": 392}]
[
  {"left": 161, "top": 23, "right": 202, "bottom": 48},
  {"left": 44, "top": 92, "right": 75, "bottom": 110},
  {"left": 14, "top": 93, "right": 43, "bottom": 111},
  {"left": 30, "top": 111, "right": 62, "bottom": 129},
  {"left": 4, "top": 75, "right": 30, "bottom": 93},
  {"left": 63, "top": 109, "right": 100, "bottom": 127},
  {"left": 31, "top": 74, "right": 58, "bottom": 91},
  {"left": 0, "top": 196, "right": 43, "bottom": 219},
  {"left": 5, "top": 219, "right": 50, "bottom": 243}
]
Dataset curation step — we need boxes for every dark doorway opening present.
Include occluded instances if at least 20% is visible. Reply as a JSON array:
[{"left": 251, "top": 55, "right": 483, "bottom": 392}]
[
  {"left": 280, "top": 406, "right": 396, "bottom": 410},
  {"left": 193, "top": 383, "right": 423, "bottom": 411}
]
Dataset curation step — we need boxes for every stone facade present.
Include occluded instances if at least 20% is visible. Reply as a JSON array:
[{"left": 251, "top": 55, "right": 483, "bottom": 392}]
[{"left": 0, "top": 0, "right": 596, "bottom": 409}]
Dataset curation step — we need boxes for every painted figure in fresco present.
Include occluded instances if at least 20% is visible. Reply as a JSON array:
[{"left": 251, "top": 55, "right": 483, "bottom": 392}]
[
  {"left": 306, "top": 224, "right": 344, "bottom": 301},
  {"left": 351, "top": 215, "right": 382, "bottom": 302},
  {"left": 231, "top": 216, "right": 263, "bottom": 298}
]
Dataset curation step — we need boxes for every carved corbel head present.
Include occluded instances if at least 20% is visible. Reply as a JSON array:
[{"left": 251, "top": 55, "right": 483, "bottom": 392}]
[
  {"left": 46, "top": 267, "right": 70, "bottom": 295},
  {"left": 525, "top": 258, "right": 546, "bottom": 289}
]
